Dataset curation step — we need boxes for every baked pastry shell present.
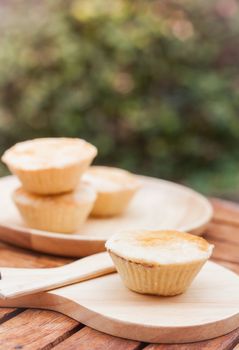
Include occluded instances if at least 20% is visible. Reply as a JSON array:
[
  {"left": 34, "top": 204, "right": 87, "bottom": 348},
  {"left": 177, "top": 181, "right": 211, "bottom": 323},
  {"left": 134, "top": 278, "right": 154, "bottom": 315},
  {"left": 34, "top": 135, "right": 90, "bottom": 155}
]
[
  {"left": 108, "top": 251, "right": 208, "bottom": 296},
  {"left": 91, "top": 187, "right": 139, "bottom": 217},
  {"left": 13, "top": 187, "right": 96, "bottom": 234}
]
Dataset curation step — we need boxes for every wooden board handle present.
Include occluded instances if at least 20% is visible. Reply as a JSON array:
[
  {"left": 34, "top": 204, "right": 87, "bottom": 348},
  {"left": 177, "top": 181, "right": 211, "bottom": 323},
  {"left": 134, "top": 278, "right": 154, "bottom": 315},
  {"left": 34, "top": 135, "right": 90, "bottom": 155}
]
[{"left": 0, "top": 252, "right": 115, "bottom": 299}]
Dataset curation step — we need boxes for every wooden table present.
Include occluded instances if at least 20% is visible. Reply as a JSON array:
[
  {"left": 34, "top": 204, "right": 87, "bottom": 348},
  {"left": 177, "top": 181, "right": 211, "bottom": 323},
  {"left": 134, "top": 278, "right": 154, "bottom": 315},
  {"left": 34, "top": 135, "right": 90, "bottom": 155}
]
[{"left": 0, "top": 198, "right": 238, "bottom": 350}]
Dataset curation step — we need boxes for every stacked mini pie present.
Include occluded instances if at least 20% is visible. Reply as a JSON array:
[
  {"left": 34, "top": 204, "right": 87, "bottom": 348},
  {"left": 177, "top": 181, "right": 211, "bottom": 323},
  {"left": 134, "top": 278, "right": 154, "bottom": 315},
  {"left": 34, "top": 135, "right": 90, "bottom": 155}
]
[
  {"left": 2, "top": 138, "right": 141, "bottom": 233},
  {"left": 83, "top": 166, "right": 141, "bottom": 217}
]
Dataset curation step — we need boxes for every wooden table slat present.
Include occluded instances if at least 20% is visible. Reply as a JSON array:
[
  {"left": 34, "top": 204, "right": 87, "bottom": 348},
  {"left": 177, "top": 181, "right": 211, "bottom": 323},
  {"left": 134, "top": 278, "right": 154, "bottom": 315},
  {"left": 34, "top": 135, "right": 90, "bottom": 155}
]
[
  {"left": 211, "top": 198, "right": 239, "bottom": 226},
  {"left": 208, "top": 238, "right": 239, "bottom": 264},
  {"left": 204, "top": 222, "right": 239, "bottom": 265},
  {"left": 145, "top": 327, "right": 239, "bottom": 350},
  {"left": 53, "top": 327, "right": 143, "bottom": 350},
  {"left": 0, "top": 309, "right": 80, "bottom": 350},
  {"left": 206, "top": 222, "right": 239, "bottom": 246},
  {"left": 0, "top": 242, "right": 70, "bottom": 268},
  {"left": 0, "top": 308, "right": 24, "bottom": 325}
]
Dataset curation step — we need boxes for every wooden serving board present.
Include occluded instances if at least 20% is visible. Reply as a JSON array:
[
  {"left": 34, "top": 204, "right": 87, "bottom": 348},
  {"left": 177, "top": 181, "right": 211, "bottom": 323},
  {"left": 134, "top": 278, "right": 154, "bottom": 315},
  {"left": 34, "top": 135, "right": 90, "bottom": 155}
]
[
  {"left": 0, "top": 257, "right": 238, "bottom": 344},
  {"left": 0, "top": 175, "right": 213, "bottom": 257}
]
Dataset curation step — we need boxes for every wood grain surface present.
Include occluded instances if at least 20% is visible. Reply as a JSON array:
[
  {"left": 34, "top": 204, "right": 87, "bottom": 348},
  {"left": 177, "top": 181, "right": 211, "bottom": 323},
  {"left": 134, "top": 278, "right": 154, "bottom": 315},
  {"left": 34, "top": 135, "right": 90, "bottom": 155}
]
[{"left": 0, "top": 198, "right": 237, "bottom": 349}]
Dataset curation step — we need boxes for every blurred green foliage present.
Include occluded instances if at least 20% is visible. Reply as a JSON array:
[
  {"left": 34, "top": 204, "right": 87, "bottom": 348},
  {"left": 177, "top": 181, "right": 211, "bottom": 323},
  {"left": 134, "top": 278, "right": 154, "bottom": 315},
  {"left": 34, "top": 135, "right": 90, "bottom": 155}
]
[{"left": 0, "top": 0, "right": 239, "bottom": 196}]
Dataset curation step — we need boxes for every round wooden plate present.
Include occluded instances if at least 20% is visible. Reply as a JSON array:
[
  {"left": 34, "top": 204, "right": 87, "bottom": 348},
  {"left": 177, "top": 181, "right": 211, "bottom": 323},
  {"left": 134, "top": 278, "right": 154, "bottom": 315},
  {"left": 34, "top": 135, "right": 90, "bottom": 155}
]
[
  {"left": 0, "top": 175, "right": 213, "bottom": 257},
  {"left": 0, "top": 259, "right": 238, "bottom": 343}
]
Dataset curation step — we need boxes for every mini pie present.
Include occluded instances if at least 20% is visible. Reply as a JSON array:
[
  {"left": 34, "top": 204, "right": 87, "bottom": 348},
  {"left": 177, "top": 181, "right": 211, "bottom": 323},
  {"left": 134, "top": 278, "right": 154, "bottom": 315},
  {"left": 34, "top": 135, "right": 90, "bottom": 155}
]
[
  {"left": 13, "top": 184, "right": 96, "bottom": 233},
  {"left": 2, "top": 138, "right": 97, "bottom": 195},
  {"left": 83, "top": 166, "right": 141, "bottom": 217},
  {"left": 106, "top": 230, "right": 214, "bottom": 296}
]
